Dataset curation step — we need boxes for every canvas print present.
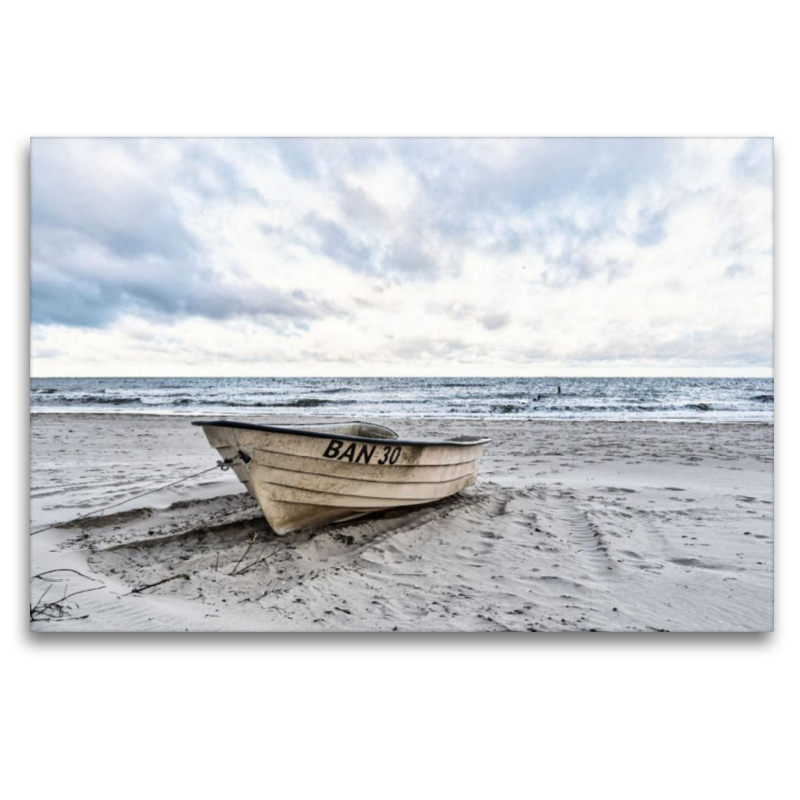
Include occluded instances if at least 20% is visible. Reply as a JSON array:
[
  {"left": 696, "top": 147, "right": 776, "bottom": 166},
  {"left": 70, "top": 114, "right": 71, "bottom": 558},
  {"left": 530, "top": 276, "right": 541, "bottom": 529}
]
[{"left": 29, "top": 137, "right": 773, "bottom": 632}]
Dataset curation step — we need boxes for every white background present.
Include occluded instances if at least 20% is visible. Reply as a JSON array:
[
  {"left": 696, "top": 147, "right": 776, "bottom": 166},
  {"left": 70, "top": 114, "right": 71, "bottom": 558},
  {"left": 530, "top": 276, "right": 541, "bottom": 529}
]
[{"left": 3, "top": 2, "right": 794, "bottom": 799}]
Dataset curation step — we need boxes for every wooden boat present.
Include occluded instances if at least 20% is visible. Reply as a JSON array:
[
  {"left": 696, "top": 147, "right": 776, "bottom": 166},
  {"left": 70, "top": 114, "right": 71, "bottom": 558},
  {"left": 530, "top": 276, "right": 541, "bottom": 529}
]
[{"left": 193, "top": 419, "right": 490, "bottom": 534}]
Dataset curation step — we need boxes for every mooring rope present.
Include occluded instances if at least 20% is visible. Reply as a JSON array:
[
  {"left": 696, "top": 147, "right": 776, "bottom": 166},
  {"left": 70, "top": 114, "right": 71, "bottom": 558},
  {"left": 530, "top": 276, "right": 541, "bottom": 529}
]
[{"left": 30, "top": 458, "right": 239, "bottom": 536}]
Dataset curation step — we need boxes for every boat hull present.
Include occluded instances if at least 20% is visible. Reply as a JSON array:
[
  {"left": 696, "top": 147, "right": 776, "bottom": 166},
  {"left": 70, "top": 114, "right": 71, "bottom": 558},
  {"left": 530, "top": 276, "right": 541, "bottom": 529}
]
[{"left": 195, "top": 421, "right": 489, "bottom": 534}]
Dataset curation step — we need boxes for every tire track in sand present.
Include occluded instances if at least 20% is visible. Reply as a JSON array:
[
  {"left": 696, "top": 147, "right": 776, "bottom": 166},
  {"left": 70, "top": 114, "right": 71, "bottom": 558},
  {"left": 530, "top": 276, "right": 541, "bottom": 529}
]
[{"left": 527, "top": 488, "right": 617, "bottom": 576}]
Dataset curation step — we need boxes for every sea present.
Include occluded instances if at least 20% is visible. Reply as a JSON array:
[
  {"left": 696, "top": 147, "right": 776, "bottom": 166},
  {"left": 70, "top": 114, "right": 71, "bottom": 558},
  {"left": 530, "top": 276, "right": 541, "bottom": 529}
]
[{"left": 30, "top": 377, "right": 774, "bottom": 422}]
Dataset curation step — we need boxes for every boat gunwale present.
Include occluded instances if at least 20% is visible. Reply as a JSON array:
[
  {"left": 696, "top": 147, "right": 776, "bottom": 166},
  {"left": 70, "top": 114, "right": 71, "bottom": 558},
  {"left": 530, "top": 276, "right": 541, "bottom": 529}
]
[{"left": 192, "top": 419, "right": 492, "bottom": 447}]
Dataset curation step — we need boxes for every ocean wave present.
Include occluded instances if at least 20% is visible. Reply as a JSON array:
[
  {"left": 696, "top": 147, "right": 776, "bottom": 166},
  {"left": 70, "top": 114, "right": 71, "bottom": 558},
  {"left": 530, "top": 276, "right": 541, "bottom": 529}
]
[
  {"left": 491, "top": 404, "right": 523, "bottom": 413},
  {"left": 27, "top": 397, "right": 755, "bottom": 416},
  {"left": 49, "top": 395, "right": 143, "bottom": 405},
  {"left": 168, "top": 399, "right": 273, "bottom": 408},
  {"left": 40, "top": 396, "right": 347, "bottom": 409},
  {"left": 88, "top": 396, "right": 140, "bottom": 405},
  {"left": 166, "top": 398, "right": 295, "bottom": 407},
  {"left": 274, "top": 398, "right": 335, "bottom": 408},
  {"left": 489, "top": 403, "right": 721, "bottom": 413},
  {"left": 28, "top": 377, "right": 774, "bottom": 421}
]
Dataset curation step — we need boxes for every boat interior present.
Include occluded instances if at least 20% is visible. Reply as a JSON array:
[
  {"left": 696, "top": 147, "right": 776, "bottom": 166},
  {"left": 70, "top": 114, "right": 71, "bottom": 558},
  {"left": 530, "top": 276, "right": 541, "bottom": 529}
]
[{"left": 302, "top": 421, "right": 399, "bottom": 440}]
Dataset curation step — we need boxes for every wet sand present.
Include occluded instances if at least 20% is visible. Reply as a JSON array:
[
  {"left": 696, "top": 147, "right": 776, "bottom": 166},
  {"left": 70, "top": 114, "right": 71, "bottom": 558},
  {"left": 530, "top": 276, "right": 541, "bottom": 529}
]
[{"left": 30, "top": 414, "right": 774, "bottom": 632}]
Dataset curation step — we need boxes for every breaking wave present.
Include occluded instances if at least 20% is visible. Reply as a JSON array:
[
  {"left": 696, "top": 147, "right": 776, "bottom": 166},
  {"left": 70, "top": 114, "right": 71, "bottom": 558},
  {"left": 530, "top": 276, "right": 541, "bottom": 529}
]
[{"left": 31, "top": 394, "right": 142, "bottom": 405}]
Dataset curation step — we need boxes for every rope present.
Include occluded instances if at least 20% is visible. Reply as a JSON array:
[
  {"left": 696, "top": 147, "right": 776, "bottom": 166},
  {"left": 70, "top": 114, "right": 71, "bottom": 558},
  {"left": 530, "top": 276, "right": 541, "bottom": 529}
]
[{"left": 30, "top": 458, "right": 238, "bottom": 536}]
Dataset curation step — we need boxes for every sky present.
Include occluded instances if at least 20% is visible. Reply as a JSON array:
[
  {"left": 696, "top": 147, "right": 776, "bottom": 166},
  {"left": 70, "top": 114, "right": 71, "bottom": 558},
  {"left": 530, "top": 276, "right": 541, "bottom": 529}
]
[{"left": 30, "top": 137, "right": 773, "bottom": 377}]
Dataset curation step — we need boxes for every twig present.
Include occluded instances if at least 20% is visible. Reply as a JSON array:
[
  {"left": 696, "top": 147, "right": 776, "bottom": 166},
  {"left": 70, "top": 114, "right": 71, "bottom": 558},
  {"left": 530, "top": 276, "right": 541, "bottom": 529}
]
[
  {"left": 38, "top": 586, "right": 102, "bottom": 613},
  {"left": 31, "top": 586, "right": 102, "bottom": 622},
  {"left": 129, "top": 574, "right": 190, "bottom": 594},
  {"left": 230, "top": 532, "right": 260, "bottom": 575},
  {"left": 237, "top": 544, "right": 288, "bottom": 576},
  {"left": 32, "top": 569, "right": 104, "bottom": 583},
  {"left": 34, "top": 583, "right": 52, "bottom": 610},
  {"left": 30, "top": 569, "right": 105, "bottom": 622}
]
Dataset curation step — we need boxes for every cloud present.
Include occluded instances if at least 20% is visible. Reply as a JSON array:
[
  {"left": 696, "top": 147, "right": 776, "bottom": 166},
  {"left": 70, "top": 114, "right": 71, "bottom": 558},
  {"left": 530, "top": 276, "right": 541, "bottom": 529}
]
[
  {"left": 733, "top": 138, "right": 772, "bottom": 186},
  {"left": 634, "top": 208, "right": 669, "bottom": 247},
  {"left": 725, "top": 263, "right": 754, "bottom": 280},
  {"left": 30, "top": 138, "right": 773, "bottom": 376},
  {"left": 178, "top": 144, "right": 262, "bottom": 203},
  {"left": 389, "top": 337, "right": 468, "bottom": 360},
  {"left": 480, "top": 311, "right": 510, "bottom": 331},
  {"left": 31, "top": 139, "right": 196, "bottom": 262},
  {"left": 300, "top": 212, "right": 375, "bottom": 273},
  {"left": 30, "top": 218, "right": 334, "bottom": 329},
  {"left": 31, "top": 138, "right": 332, "bottom": 328},
  {"left": 383, "top": 236, "right": 443, "bottom": 278},
  {"left": 559, "top": 326, "right": 773, "bottom": 368},
  {"left": 267, "top": 138, "right": 671, "bottom": 283}
]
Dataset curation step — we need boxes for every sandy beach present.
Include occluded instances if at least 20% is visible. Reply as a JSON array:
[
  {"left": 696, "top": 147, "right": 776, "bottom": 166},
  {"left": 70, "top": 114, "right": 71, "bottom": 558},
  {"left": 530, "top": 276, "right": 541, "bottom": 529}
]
[{"left": 30, "top": 413, "right": 773, "bottom": 632}]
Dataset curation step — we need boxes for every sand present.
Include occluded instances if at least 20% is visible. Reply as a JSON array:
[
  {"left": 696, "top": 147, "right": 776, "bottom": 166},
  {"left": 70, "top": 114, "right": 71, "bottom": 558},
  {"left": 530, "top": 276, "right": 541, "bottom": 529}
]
[{"left": 29, "top": 413, "right": 774, "bottom": 632}]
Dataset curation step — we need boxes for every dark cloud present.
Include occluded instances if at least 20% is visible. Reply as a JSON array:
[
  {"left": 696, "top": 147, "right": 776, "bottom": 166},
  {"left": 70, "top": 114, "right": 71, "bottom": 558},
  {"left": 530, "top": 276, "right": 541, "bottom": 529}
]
[
  {"left": 31, "top": 139, "right": 196, "bottom": 262},
  {"left": 383, "top": 237, "right": 442, "bottom": 278},
  {"left": 301, "top": 212, "right": 375, "bottom": 273},
  {"left": 480, "top": 312, "right": 510, "bottom": 331},
  {"left": 335, "top": 181, "right": 387, "bottom": 225},
  {"left": 30, "top": 232, "right": 332, "bottom": 329},
  {"left": 31, "top": 139, "right": 326, "bottom": 329},
  {"left": 261, "top": 211, "right": 444, "bottom": 280},
  {"left": 31, "top": 226, "right": 333, "bottom": 331}
]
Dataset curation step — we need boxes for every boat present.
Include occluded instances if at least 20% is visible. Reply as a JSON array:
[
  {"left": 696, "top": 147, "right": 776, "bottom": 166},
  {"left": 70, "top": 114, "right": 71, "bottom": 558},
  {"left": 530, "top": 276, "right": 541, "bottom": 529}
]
[{"left": 192, "top": 419, "right": 491, "bottom": 534}]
